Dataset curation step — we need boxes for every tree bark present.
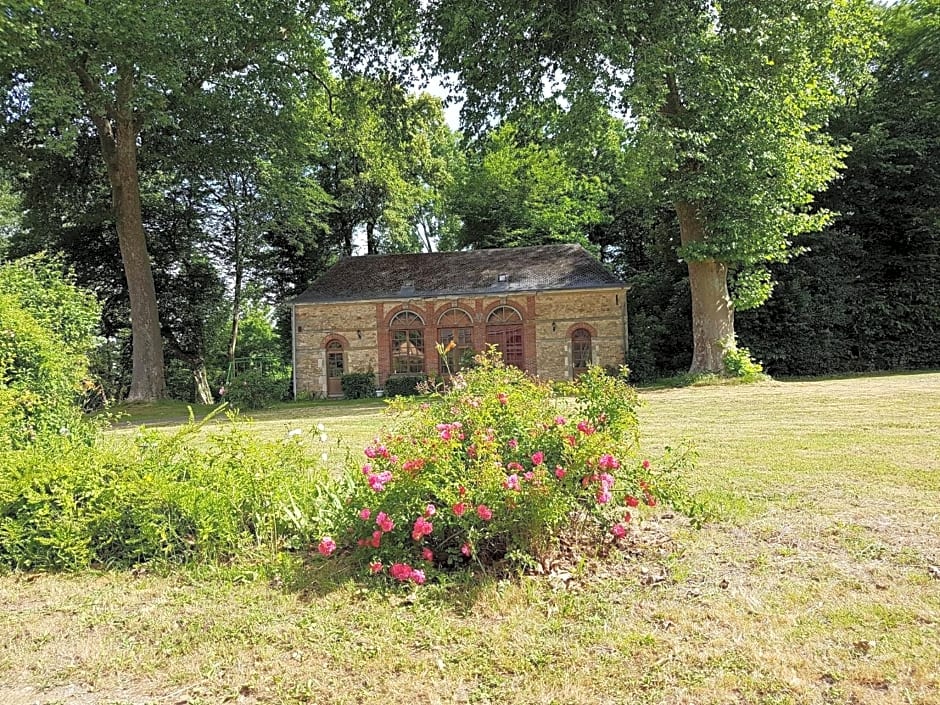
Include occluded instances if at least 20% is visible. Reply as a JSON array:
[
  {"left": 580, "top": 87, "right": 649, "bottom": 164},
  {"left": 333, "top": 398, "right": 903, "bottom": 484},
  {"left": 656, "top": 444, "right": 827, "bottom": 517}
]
[
  {"left": 675, "top": 200, "right": 735, "bottom": 374},
  {"left": 80, "top": 63, "right": 166, "bottom": 401},
  {"left": 99, "top": 118, "right": 167, "bottom": 401},
  {"left": 193, "top": 362, "right": 214, "bottom": 405},
  {"left": 366, "top": 220, "right": 376, "bottom": 254},
  {"left": 227, "top": 193, "right": 242, "bottom": 369}
]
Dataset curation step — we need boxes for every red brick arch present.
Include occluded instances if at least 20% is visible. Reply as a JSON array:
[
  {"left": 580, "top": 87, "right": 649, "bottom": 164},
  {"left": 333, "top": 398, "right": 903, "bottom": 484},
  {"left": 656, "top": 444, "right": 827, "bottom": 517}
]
[
  {"left": 320, "top": 333, "right": 351, "bottom": 348},
  {"left": 381, "top": 303, "right": 428, "bottom": 328},
  {"left": 565, "top": 322, "right": 598, "bottom": 338},
  {"left": 482, "top": 300, "right": 526, "bottom": 323}
]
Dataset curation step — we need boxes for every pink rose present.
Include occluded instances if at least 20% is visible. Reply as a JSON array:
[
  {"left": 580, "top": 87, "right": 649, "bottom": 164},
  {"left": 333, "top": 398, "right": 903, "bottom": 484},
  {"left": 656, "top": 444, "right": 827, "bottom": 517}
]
[
  {"left": 376, "top": 512, "right": 395, "bottom": 532},
  {"left": 531, "top": 451, "right": 545, "bottom": 466},
  {"left": 412, "top": 516, "right": 433, "bottom": 540},
  {"left": 317, "top": 536, "right": 336, "bottom": 557},
  {"left": 369, "top": 561, "right": 383, "bottom": 574},
  {"left": 610, "top": 523, "right": 627, "bottom": 539},
  {"left": 452, "top": 502, "right": 467, "bottom": 517},
  {"left": 476, "top": 504, "right": 493, "bottom": 521},
  {"left": 359, "top": 507, "right": 372, "bottom": 521}
]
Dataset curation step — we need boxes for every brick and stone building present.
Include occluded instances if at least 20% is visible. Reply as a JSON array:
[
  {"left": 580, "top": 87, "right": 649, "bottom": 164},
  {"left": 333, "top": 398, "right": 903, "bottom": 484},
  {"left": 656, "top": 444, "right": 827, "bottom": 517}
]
[{"left": 290, "top": 244, "right": 628, "bottom": 398}]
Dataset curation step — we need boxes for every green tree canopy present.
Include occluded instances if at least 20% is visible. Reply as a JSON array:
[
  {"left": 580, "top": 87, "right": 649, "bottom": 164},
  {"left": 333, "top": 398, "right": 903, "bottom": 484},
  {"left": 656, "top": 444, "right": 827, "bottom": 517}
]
[
  {"left": 1, "top": 0, "right": 335, "bottom": 400},
  {"left": 378, "top": 0, "right": 879, "bottom": 371}
]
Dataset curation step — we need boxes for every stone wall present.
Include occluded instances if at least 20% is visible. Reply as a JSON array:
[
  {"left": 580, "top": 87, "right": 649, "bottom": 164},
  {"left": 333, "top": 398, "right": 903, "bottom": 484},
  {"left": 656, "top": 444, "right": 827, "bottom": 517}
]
[{"left": 293, "top": 287, "right": 627, "bottom": 396}]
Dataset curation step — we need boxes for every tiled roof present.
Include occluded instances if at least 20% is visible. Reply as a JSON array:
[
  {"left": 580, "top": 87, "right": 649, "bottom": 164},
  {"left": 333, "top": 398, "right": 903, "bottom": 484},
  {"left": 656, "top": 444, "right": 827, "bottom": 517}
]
[{"left": 292, "top": 244, "right": 624, "bottom": 304}]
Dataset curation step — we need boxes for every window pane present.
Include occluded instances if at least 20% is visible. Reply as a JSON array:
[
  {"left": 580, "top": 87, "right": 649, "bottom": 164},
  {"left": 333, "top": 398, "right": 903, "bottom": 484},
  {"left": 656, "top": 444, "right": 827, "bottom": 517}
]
[{"left": 393, "top": 329, "right": 424, "bottom": 374}]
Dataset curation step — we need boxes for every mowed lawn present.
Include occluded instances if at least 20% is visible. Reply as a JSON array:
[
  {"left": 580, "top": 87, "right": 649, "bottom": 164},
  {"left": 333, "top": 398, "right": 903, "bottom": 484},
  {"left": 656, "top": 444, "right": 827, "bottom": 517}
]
[{"left": 2, "top": 373, "right": 938, "bottom": 705}]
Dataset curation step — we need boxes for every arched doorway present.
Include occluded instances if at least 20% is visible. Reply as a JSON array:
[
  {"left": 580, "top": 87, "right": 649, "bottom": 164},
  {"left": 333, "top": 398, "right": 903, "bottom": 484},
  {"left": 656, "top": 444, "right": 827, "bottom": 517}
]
[
  {"left": 571, "top": 328, "right": 592, "bottom": 378},
  {"left": 326, "top": 340, "right": 345, "bottom": 397},
  {"left": 486, "top": 306, "right": 524, "bottom": 369}
]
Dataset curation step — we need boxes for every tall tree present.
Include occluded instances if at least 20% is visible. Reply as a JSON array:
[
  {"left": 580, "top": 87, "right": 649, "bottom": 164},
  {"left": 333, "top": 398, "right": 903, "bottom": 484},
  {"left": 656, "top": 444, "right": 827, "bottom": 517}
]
[
  {"left": 1, "top": 1, "right": 333, "bottom": 400},
  {"left": 387, "top": 0, "right": 877, "bottom": 372}
]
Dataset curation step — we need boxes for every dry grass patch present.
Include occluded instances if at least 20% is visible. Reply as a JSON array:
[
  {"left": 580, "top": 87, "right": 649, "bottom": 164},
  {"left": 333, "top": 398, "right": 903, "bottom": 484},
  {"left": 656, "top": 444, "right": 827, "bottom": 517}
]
[{"left": 2, "top": 372, "right": 939, "bottom": 704}]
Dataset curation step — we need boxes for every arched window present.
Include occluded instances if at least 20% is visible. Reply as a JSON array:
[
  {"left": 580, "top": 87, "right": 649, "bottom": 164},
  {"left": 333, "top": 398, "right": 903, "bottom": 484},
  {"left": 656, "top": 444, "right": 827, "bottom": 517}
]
[
  {"left": 486, "top": 306, "right": 524, "bottom": 369},
  {"left": 438, "top": 308, "right": 474, "bottom": 373},
  {"left": 571, "top": 328, "right": 592, "bottom": 377},
  {"left": 326, "top": 340, "right": 345, "bottom": 396},
  {"left": 390, "top": 311, "right": 425, "bottom": 374}
]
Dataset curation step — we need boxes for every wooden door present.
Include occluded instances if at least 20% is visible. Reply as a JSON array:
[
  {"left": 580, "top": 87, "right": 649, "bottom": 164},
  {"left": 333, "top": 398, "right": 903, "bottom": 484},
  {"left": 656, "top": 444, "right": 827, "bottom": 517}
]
[{"left": 326, "top": 341, "right": 344, "bottom": 397}]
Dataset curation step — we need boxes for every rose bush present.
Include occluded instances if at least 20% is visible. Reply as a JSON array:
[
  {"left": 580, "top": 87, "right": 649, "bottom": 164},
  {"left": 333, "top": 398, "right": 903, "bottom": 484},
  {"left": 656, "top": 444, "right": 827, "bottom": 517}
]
[{"left": 328, "top": 351, "right": 694, "bottom": 582}]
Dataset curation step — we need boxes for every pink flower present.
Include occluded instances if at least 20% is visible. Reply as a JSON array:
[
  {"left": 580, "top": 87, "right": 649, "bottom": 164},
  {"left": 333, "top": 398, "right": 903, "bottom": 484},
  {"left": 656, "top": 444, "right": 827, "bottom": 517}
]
[
  {"left": 508, "top": 438, "right": 518, "bottom": 449},
  {"left": 555, "top": 466, "right": 567, "bottom": 479},
  {"left": 476, "top": 504, "right": 493, "bottom": 521},
  {"left": 610, "top": 523, "right": 627, "bottom": 539},
  {"left": 361, "top": 463, "right": 373, "bottom": 475},
  {"left": 439, "top": 427, "right": 452, "bottom": 440},
  {"left": 458, "top": 485, "right": 467, "bottom": 496},
  {"left": 642, "top": 459, "right": 651, "bottom": 469},
  {"left": 497, "top": 392, "right": 508, "bottom": 405},
  {"left": 625, "top": 495, "right": 640, "bottom": 507},
  {"left": 554, "top": 416, "right": 567, "bottom": 425},
  {"left": 389, "top": 563, "right": 425, "bottom": 584},
  {"left": 461, "top": 542, "right": 472, "bottom": 557},
  {"left": 368, "top": 470, "right": 393, "bottom": 492},
  {"left": 452, "top": 502, "right": 467, "bottom": 517},
  {"left": 598, "top": 454, "right": 620, "bottom": 470},
  {"left": 402, "top": 458, "right": 425, "bottom": 474},
  {"left": 531, "top": 451, "right": 545, "bottom": 466},
  {"left": 507, "top": 461, "right": 524, "bottom": 472},
  {"left": 596, "top": 488, "right": 613, "bottom": 505},
  {"left": 369, "top": 561, "right": 383, "bottom": 574},
  {"left": 376, "top": 512, "right": 395, "bottom": 532},
  {"left": 503, "top": 474, "right": 521, "bottom": 491},
  {"left": 623, "top": 511, "right": 632, "bottom": 523},
  {"left": 390, "top": 563, "right": 413, "bottom": 581},
  {"left": 598, "top": 473, "right": 615, "bottom": 490},
  {"left": 364, "top": 446, "right": 377, "bottom": 459},
  {"left": 359, "top": 507, "right": 372, "bottom": 521},
  {"left": 425, "top": 503, "right": 436, "bottom": 517},
  {"left": 422, "top": 547, "right": 434, "bottom": 562},
  {"left": 565, "top": 435, "right": 578, "bottom": 447},
  {"left": 523, "top": 471, "right": 534, "bottom": 481},
  {"left": 369, "top": 530, "right": 383, "bottom": 548},
  {"left": 412, "top": 516, "right": 433, "bottom": 541},
  {"left": 576, "top": 420, "right": 595, "bottom": 435},
  {"left": 645, "top": 493, "right": 657, "bottom": 507},
  {"left": 317, "top": 536, "right": 336, "bottom": 557}
]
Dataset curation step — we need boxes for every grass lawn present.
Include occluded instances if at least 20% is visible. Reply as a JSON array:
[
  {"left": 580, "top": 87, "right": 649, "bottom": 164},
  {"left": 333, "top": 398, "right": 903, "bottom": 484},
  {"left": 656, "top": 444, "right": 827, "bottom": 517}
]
[{"left": 2, "top": 373, "right": 939, "bottom": 704}]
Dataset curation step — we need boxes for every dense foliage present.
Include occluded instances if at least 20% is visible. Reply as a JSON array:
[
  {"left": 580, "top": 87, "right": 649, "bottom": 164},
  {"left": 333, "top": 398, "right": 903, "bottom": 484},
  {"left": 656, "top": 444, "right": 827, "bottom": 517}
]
[
  {"left": 341, "top": 372, "right": 377, "bottom": 399},
  {"left": 0, "top": 415, "right": 344, "bottom": 570},
  {"left": 0, "top": 256, "right": 100, "bottom": 448},
  {"left": 320, "top": 353, "right": 697, "bottom": 582}
]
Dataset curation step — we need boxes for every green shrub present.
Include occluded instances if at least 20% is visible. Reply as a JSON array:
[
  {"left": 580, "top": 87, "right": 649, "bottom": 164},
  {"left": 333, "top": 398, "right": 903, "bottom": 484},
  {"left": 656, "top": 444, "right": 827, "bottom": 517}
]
[
  {"left": 321, "top": 352, "right": 697, "bottom": 584},
  {"left": 722, "top": 341, "right": 766, "bottom": 382},
  {"left": 383, "top": 375, "right": 425, "bottom": 398},
  {"left": 341, "top": 372, "right": 376, "bottom": 399},
  {"left": 0, "top": 256, "right": 101, "bottom": 449},
  {"left": 222, "top": 370, "right": 288, "bottom": 410},
  {"left": 0, "top": 412, "right": 348, "bottom": 570}
]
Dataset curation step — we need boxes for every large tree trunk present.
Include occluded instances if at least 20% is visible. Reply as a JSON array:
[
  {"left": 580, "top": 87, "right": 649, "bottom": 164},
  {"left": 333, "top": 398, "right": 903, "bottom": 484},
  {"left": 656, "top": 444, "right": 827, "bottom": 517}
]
[
  {"left": 366, "top": 220, "right": 377, "bottom": 254},
  {"left": 675, "top": 200, "right": 735, "bottom": 374},
  {"left": 193, "top": 362, "right": 214, "bottom": 405},
  {"left": 99, "top": 116, "right": 167, "bottom": 401},
  {"left": 227, "top": 202, "right": 243, "bottom": 369}
]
